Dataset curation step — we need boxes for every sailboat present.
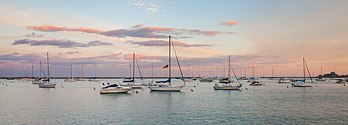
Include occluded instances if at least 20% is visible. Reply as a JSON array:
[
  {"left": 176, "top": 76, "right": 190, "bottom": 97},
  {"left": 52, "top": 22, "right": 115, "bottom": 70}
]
[
  {"left": 89, "top": 64, "right": 102, "bottom": 82},
  {"left": 33, "top": 61, "right": 43, "bottom": 84},
  {"left": 278, "top": 77, "right": 292, "bottom": 83},
  {"left": 65, "top": 64, "right": 76, "bottom": 82},
  {"left": 149, "top": 35, "right": 185, "bottom": 92},
  {"left": 120, "top": 53, "right": 142, "bottom": 89},
  {"left": 316, "top": 66, "right": 326, "bottom": 81},
  {"left": 76, "top": 64, "right": 88, "bottom": 81},
  {"left": 213, "top": 55, "right": 242, "bottom": 90},
  {"left": 183, "top": 64, "right": 194, "bottom": 82},
  {"left": 38, "top": 52, "right": 57, "bottom": 88},
  {"left": 292, "top": 58, "right": 315, "bottom": 87},
  {"left": 123, "top": 64, "right": 134, "bottom": 82}
]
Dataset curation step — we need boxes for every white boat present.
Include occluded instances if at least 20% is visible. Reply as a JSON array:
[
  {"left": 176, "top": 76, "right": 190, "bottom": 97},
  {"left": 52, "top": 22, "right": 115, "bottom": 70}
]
[
  {"left": 278, "top": 77, "right": 292, "bottom": 83},
  {"left": 65, "top": 64, "right": 76, "bottom": 82},
  {"left": 120, "top": 53, "right": 143, "bottom": 89},
  {"left": 100, "top": 84, "right": 132, "bottom": 94},
  {"left": 292, "top": 80, "right": 313, "bottom": 87},
  {"left": 213, "top": 55, "right": 242, "bottom": 90},
  {"left": 249, "top": 80, "right": 263, "bottom": 86},
  {"left": 38, "top": 79, "right": 57, "bottom": 88},
  {"left": 149, "top": 84, "right": 184, "bottom": 92},
  {"left": 199, "top": 77, "right": 214, "bottom": 82},
  {"left": 149, "top": 35, "right": 186, "bottom": 92},
  {"left": 76, "top": 78, "right": 88, "bottom": 81},
  {"left": 38, "top": 53, "right": 56, "bottom": 88},
  {"left": 183, "top": 78, "right": 194, "bottom": 82},
  {"left": 213, "top": 84, "right": 242, "bottom": 90},
  {"left": 89, "top": 78, "right": 102, "bottom": 82},
  {"left": 292, "top": 58, "right": 314, "bottom": 87}
]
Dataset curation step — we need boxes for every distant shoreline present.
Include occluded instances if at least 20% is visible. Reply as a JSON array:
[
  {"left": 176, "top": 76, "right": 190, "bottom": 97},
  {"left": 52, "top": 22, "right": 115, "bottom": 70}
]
[{"left": 1, "top": 76, "right": 347, "bottom": 79}]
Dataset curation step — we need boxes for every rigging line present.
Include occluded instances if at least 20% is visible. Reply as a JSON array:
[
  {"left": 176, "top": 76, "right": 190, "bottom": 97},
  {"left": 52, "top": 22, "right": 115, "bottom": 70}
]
[
  {"left": 230, "top": 64, "right": 241, "bottom": 85},
  {"left": 304, "top": 59, "right": 313, "bottom": 82},
  {"left": 135, "top": 58, "right": 145, "bottom": 85},
  {"left": 171, "top": 38, "right": 186, "bottom": 86}
]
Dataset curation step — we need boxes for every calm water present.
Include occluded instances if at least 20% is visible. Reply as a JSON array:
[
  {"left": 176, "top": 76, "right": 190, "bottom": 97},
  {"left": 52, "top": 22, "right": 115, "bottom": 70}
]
[{"left": 0, "top": 79, "right": 347, "bottom": 125}]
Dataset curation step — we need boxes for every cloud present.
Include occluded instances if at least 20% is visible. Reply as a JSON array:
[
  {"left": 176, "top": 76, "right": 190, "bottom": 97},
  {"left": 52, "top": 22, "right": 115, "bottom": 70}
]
[
  {"left": 24, "top": 32, "right": 44, "bottom": 38},
  {"left": 221, "top": 20, "right": 237, "bottom": 26},
  {"left": 129, "top": 40, "right": 212, "bottom": 47},
  {"left": 100, "top": 26, "right": 172, "bottom": 38},
  {"left": 130, "top": 0, "right": 162, "bottom": 14},
  {"left": 12, "top": 39, "right": 113, "bottom": 48},
  {"left": 27, "top": 25, "right": 102, "bottom": 33},
  {"left": 27, "top": 24, "right": 223, "bottom": 39},
  {"left": 58, "top": 51, "right": 79, "bottom": 56}
]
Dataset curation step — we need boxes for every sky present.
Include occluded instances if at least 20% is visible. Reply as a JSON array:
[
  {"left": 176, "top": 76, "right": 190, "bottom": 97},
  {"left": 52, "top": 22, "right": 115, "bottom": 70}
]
[{"left": 0, "top": 0, "right": 348, "bottom": 77}]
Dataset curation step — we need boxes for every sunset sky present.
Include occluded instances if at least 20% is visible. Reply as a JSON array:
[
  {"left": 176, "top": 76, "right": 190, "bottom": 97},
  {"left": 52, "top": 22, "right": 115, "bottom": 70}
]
[{"left": 1, "top": 0, "right": 348, "bottom": 77}]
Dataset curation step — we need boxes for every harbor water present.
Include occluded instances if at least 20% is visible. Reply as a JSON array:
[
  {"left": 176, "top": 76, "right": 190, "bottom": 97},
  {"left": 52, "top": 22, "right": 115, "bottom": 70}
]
[{"left": 0, "top": 79, "right": 347, "bottom": 124}]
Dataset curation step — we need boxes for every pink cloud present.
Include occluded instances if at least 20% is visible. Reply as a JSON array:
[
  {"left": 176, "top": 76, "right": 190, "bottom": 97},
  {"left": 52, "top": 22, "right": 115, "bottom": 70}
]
[
  {"left": 27, "top": 24, "right": 223, "bottom": 38},
  {"left": 27, "top": 25, "right": 102, "bottom": 33},
  {"left": 129, "top": 40, "right": 212, "bottom": 47},
  {"left": 221, "top": 20, "right": 237, "bottom": 26}
]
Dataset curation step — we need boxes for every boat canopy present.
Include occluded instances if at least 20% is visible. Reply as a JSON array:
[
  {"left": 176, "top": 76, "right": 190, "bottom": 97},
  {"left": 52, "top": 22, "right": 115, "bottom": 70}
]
[
  {"left": 156, "top": 79, "right": 170, "bottom": 83},
  {"left": 102, "top": 84, "right": 119, "bottom": 89}
]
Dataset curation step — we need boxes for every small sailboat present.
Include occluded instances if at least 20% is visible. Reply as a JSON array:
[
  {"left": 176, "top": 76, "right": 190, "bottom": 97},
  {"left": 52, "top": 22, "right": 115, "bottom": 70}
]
[
  {"left": 89, "top": 64, "right": 102, "bottom": 82},
  {"left": 33, "top": 61, "right": 43, "bottom": 84},
  {"left": 76, "top": 64, "right": 88, "bottom": 81},
  {"left": 278, "top": 77, "right": 292, "bottom": 83},
  {"left": 149, "top": 35, "right": 185, "bottom": 92},
  {"left": 199, "top": 77, "right": 214, "bottom": 82},
  {"left": 292, "top": 58, "right": 315, "bottom": 87},
  {"left": 65, "top": 64, "right": 76, "bottom": 82},
  {"left": 100, "top": 84, "right": 132, "bottom": 94},
  {"left": 249, "top": 80, "right": 263, "bottom": 86},
  {"left": 213, "top": 55, "right": 242, "bottom": 90},
  {"left": 38, "top": 52, "right": 57, "bottom": 88},
  {"left": 120, "top": 53, "right": 142, "bottom": 89},
  {"left": 316, "top": 66, "right": 326, "bottom": 81}
]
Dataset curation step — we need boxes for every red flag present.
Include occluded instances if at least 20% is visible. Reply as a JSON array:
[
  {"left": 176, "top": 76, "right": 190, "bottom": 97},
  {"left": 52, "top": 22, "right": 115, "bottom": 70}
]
[{"left": 163, "top": 64, "right": 168, "bottom": 69}]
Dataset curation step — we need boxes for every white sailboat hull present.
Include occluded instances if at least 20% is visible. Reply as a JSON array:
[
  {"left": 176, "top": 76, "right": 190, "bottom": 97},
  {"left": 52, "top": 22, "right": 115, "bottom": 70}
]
[
  {"left": 76, "top": 78, "right": 89, "bottom": 81},
  {"left": 38, "top": 83, "right": 56, "bottom": 88},
  {"left": 292, "top": 82, "right": 313, "bottom": 87},
  {"left": 100, "top": 87, "right": 131, "bottom": 94},
  {"left": 214, "top": 84, "right": 242, "bottom": 90},
  {"left": 149, "top": 85, "right": 183, "bottom": 92},
  {"left": 278, "top": 79, "right": 292, "bottom": 83},
  {"left": 64, "top": 78, "right": 76, "bottom": 82}
]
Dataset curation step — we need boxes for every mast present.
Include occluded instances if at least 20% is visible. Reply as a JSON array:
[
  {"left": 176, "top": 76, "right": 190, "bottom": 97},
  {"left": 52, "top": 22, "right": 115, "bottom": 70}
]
[
  {"left": 151, "top": 62, "right": 154, "bottom": 83},
  {"left": 320, "top": 66, "right": 323, "bottom": 75},
  {"left": 32, "top": 65, "right": 34, "bottom": 78},
  {"left": 81, "top": 64, "right": 84, "bottom": 78},
  {"left": 228, "top": 55, "right": 231, "bottom": 79},
  {"left": 303, "top": 58, "right": 305, "bottom": 81},
  {"left": 169, "top": 35, "right": 171, "bottom": 85},
  {"left": 132, "top": 53, "right": 135, "bottom": 83},
  {"left": 272, "top": 67, "right": 274, "bottom": 78},
  {"left": 47, "top": 52, "right": 50, "bottom": 79},
  {"left": 95, "top": 63, "right": 97, "bottom": 78},
  {"left": 129, "top": 64, "right": 131, "bottom": 77},
  {"left": 39, "top": 61, "right": 42, "bottom": 78},
  {"left": 70, "top": 64, "right": 73, "bottom": 78},
  {"left": 216, "top": 65, "right": 218, "bottom": 77}
]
